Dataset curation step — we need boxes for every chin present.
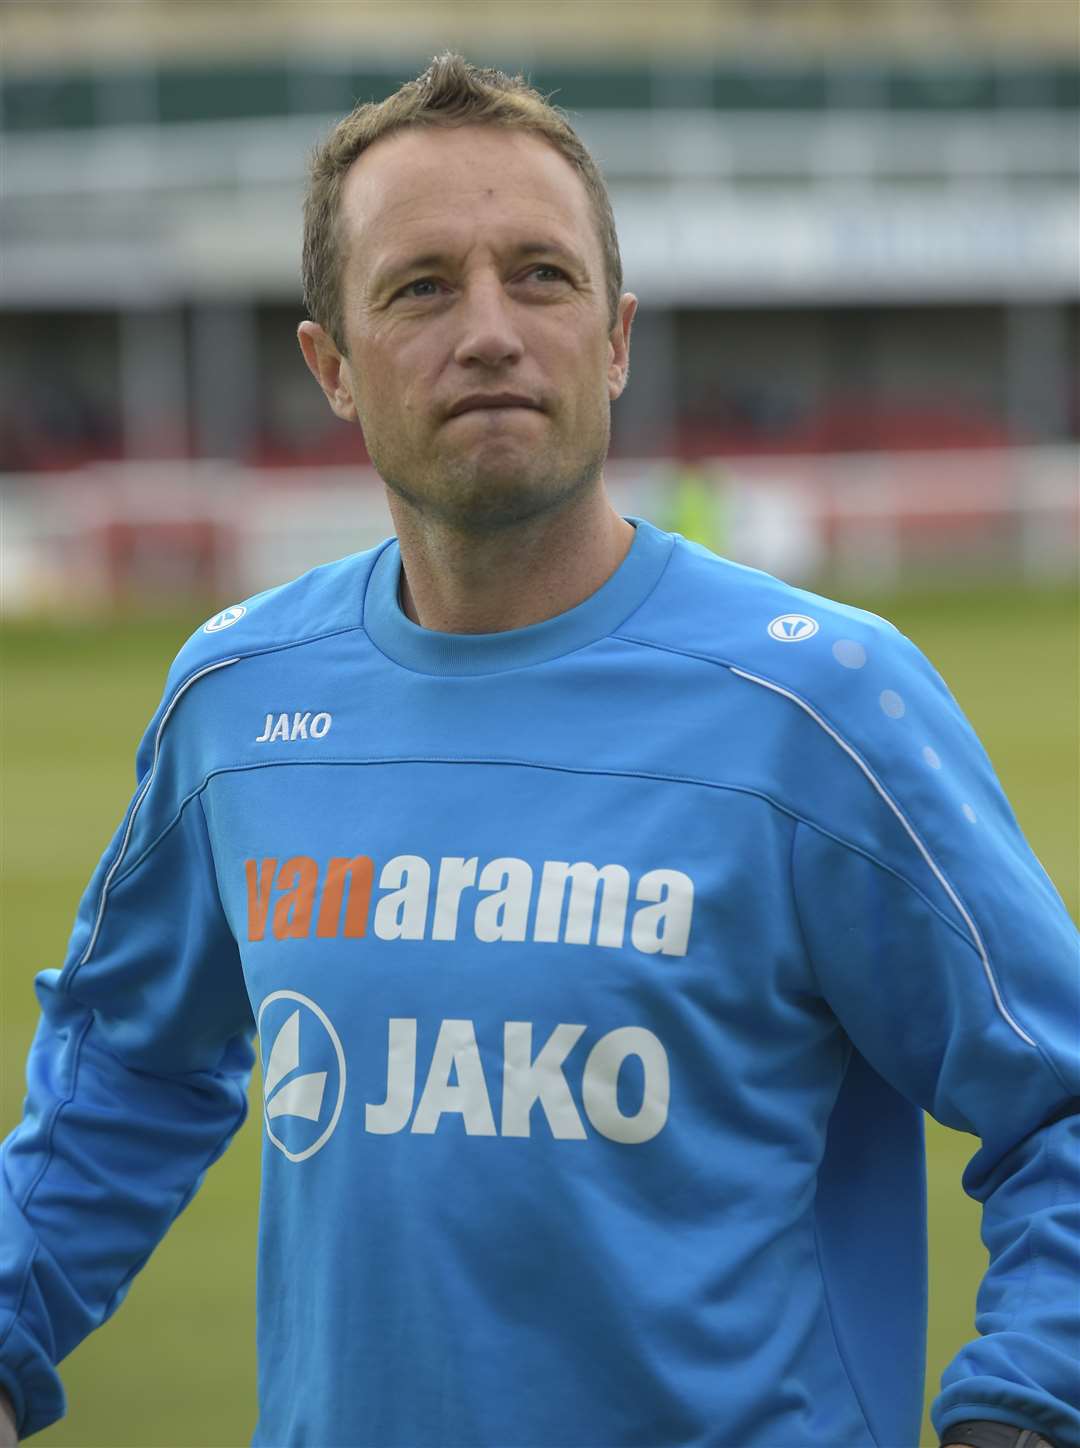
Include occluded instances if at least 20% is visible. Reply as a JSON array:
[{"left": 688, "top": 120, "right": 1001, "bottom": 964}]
[
  {"left": 380, "top": 435, "right": 608, "bottom": 531},
  {"left": 436, "top": 483, "right": 577, "bottom": 534},
  {"left": 387, "top": 470, "right": 593, "bottom": 535}
]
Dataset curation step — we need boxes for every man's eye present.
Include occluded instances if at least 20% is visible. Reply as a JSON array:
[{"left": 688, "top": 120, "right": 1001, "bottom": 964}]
[
  {"left": 394, "top": 266, "right": 567, "bottom": 301},
  {"left": 398, "top": 278, "right": 439, "bottom": 299}
]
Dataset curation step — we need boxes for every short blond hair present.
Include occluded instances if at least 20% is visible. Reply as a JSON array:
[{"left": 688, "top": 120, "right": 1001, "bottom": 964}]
[{"left": 301, "top": 51, "right": 623, "bottom": 353}]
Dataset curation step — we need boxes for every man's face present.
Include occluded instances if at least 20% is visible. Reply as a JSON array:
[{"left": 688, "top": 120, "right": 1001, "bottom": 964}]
[{"left": 300, "top": 123, "right": 636, "bottom": 532}]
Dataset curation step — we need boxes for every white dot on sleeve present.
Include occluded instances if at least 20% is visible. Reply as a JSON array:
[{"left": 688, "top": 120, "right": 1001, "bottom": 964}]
[
  {"left": 880, "top": 689, "right": 906, "bottom": 719},
  {"left": 832, "top": 639, "right": 867, "bottom": 669},
  {"left": 962, "top": 803, "right": 978, "bottom": 823},
  {"left": 922, "top": 746, "right": 942, "bottom": 769}
]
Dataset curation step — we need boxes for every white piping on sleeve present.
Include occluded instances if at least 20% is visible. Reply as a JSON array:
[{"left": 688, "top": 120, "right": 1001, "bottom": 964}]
[
  {"left": 77, "top": 657, "right": 239, "bottom": 969},
  {"left": 729, "top": 664, "right": 1038, "bottom": 1049}
]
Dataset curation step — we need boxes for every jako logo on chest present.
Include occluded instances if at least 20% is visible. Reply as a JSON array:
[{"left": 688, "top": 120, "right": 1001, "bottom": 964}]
[{"left": 256, "top": 711, "right": 332, "bottom": 743}]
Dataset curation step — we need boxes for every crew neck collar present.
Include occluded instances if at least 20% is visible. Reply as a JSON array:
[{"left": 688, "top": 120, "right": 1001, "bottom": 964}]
[{"left": 362, "top": 516, "right": 673, "bottom": 676}]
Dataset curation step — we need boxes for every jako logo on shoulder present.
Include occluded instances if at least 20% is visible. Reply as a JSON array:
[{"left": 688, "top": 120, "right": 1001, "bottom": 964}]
[
  {"left": 257, "top": 711, "right": 332, "bottom": 743},
  {"left": 767, "top": 613, "right": 819, "bottom": 643},
  {"left": 204, "top": 605, "right": 247, "bottom": 633}
]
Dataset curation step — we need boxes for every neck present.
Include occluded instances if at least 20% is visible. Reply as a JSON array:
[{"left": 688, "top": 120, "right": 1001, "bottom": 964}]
[{"left": 387, "top": 485, "right": 635, "bottom": 635}]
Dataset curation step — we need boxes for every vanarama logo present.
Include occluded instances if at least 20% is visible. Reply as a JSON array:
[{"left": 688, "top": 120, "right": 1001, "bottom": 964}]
[{"left": 245, "top": 854, "right": 694, "bottom": 956}]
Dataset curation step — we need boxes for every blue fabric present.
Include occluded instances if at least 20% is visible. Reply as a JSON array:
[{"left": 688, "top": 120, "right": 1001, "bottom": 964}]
[{"left": 1, "top": 517, "right": 1077, "bottom": 1447}]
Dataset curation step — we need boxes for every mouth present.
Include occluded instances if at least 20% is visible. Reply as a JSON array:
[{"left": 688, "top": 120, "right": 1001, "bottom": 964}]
[{"left": 447, "top": 395, "right": 543, "bottom": 419}]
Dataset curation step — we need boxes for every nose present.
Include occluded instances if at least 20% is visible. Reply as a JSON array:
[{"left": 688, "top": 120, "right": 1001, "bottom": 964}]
[{"left": 452, "top": 274, "right": 526, "bottom": 370}]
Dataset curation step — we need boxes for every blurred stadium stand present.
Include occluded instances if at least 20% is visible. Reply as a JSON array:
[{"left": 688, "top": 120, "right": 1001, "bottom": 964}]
[{"left": 1, "top": 0, "right": 1077, "bottom": 604}]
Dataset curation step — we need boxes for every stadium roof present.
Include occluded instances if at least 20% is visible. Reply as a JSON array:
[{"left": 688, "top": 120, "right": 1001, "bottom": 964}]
[{"left": 2, "top": 0, "right": 1078, "bottom": 68}]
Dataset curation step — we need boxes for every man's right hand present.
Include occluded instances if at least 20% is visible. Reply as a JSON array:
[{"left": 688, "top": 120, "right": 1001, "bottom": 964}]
[{"left": 0, "top": 1387, "right": 17, "bottom": 1445}]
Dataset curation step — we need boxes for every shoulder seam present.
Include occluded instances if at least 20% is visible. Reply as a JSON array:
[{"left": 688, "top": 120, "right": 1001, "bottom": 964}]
[
  {"left": 618, "top": 631, "right": 1045, "bottom": 1055},
  {"left": 68, "top": 624, "right": 370, "bottom": 982},
  {"left": 109, "top": 755, "right": 974, "bottom": 959},
  {"left": 180, "top": 622, "right": 367, "bottom": 675},
  {"left": 612, "top": 632, "right": 732, "bottom": 667},
  {"left": 728, "top": 663, "right": 1039, "bottom": 1052},
  {"left": 68, "top": 656, "right": 239, "bottom": 981}
]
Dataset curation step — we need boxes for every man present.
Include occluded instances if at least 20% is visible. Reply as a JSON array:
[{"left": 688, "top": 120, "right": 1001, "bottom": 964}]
[{"left": 0, "top": 52, "right": 1076, "bottom": 1448}]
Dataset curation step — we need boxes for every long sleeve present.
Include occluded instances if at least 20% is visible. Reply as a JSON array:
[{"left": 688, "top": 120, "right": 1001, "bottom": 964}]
[
  {"left": 788, "top": 640, "right": 1080, "bottom": 1447},
  {"left": 0, "top": 662, "right": 255, "bottom": 1438}
]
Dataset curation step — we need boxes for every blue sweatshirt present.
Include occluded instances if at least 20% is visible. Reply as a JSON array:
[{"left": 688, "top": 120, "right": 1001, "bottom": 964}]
[{"left": 1, "top": 518, "right": 1077, "bottom": 1447}]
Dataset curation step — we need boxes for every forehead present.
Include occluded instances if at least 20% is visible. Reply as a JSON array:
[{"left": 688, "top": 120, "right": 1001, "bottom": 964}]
[{"left": 339, "top": 124, "right": 599, "bottom": 275}]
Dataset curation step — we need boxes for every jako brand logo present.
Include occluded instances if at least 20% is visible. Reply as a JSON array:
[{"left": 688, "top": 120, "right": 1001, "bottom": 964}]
[
  {"left": 258, "top": 990, "right": 347, "bottom": 1161},
  {"left": 366, "top": 1017, "right": 669, "bottom": 1144},
  {"left": 203, "top": 605, "right": 246, "bottom": 633},
  {"left": 257, "top": 997, "right": 669, "bottom": 1152},
  {"left": 245, "top": 853, "right": 694, "bottom": 957},
  {"left": 256, "top": 711, "right": 332, "bottom": 743},
  {"left": 767, "top": 613, "right": 819, "bottom": 643}
]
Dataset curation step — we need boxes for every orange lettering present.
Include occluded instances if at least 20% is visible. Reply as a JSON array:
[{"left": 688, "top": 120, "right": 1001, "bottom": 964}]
[
  {"left": 317, "top": 856, "right": 374, "bottom": 938},
  {"left": 245, "top": 858, "right": 278, "bottom": 942},
  {"left": 272, "top": 856, "right": 319, "bottom": 939}
]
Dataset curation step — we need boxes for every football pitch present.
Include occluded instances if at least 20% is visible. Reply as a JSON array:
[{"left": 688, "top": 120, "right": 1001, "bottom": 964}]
[{"left": 2, "top": 583, "right": 1076, "bottom": 1447}]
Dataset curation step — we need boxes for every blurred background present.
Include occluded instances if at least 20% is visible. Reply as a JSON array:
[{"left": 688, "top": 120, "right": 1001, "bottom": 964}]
[{"left": 1, "top": 1, "right": 1077, "bottom": 1443}]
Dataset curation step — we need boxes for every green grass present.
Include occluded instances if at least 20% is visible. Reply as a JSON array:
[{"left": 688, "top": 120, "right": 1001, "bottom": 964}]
[{"left": 1, "top": 586, "right": 1076, "bottom": 1446}]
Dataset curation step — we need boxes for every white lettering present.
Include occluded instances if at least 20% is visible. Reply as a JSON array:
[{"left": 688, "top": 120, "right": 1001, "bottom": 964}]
[
  {"left": 252, "top": 851, "right": 692, "bottom": 951},
  {"left": 534, "top": 862, "right": 629, "bottom": 948},
  {"left": 360, "top": 1018, "right": 669, "bottom": 1143},
  {"left": 411, "top": 1020, "right": 496, "bottom": 1136},
  {"left": 502, "top": 1022, "right": 587, "bottom": 1139},
  {"left": 631, "top": 869, "right": 694, "bottom": 957},
  {"left": 255, "top": 710, "right": 331, "bottom": 743},
  {"left": 581, "top": 1026, "right": 669, "bottom": 1144},
  {"left": 473, "top": 857, "right": 532, "bottom": 942},
  {"left": 432, "top": 857, "right": 478, "bottom": 941},
  {"left": 373, "top": 855, "right": 431, "bottom": 940},
  {"left": 365, "top": 1018, "right": 417, "bottom": 1134}
]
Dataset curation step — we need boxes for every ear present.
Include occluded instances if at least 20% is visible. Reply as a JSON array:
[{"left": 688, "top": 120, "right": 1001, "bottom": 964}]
[
  {"left": 297, "top": 321, "right": 359, "bottom": 422},
  {"left": 607, "top": 292, "right": 637, "bottom": 402}
]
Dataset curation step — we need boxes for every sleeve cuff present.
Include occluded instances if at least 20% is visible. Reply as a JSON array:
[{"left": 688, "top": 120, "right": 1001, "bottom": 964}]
[
  {"left": 940, "top": 1420, "right": 1057, "bottom": 1448},
  {"left": 0, "top": 1318, "right": 66, "bottom": 1438}
]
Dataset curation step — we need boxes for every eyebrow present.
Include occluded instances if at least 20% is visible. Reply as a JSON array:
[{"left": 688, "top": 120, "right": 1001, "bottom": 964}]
[{"left": 373, "top": 239, "right": 586, "bottom": 294}]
